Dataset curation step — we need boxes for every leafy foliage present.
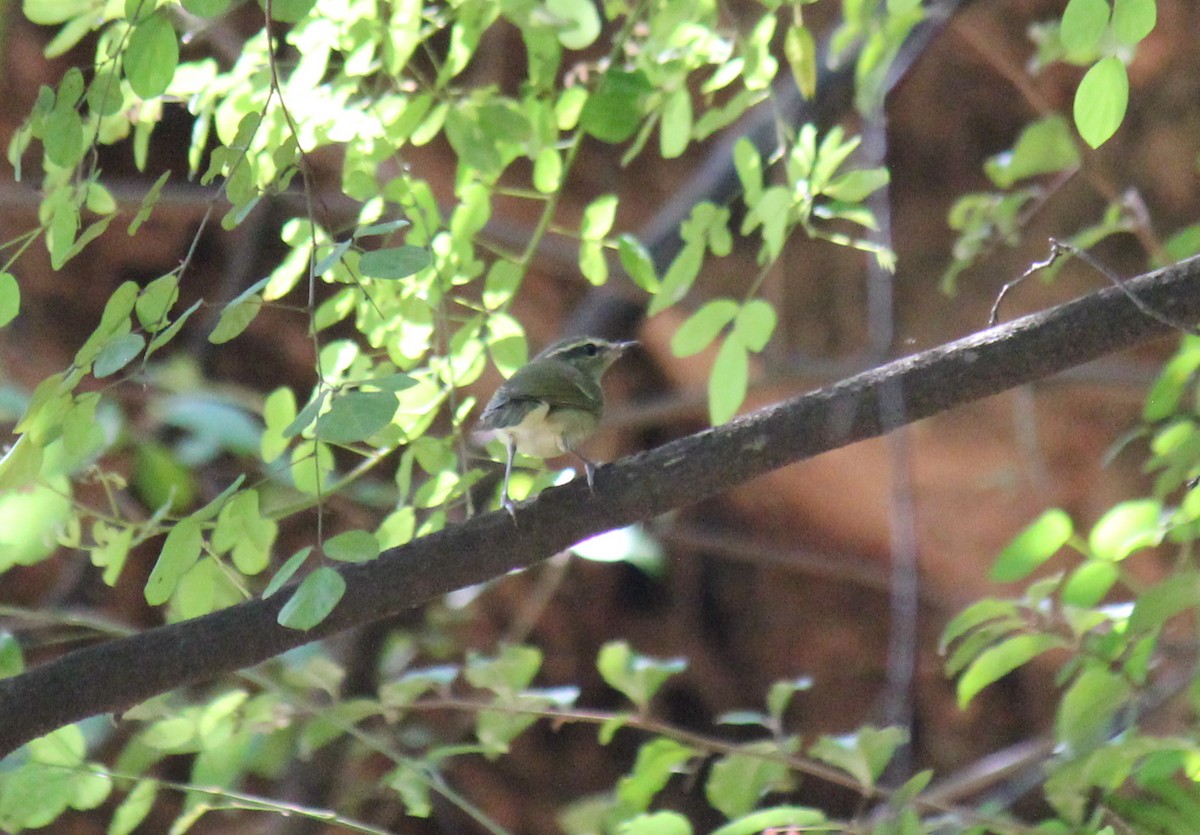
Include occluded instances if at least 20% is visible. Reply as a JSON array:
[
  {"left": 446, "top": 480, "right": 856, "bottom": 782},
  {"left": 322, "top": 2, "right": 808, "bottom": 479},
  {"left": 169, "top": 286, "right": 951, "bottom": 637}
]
[{"left": 1, "top": 0, "right": 1196, "bottom": 831}]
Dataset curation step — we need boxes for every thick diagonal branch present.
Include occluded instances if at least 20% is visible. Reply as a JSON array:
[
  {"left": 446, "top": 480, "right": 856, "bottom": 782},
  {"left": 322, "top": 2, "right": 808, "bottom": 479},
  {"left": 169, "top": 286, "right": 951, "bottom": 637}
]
[{"left": 2, "top": 255, "right": 1199, "bottom": 757}]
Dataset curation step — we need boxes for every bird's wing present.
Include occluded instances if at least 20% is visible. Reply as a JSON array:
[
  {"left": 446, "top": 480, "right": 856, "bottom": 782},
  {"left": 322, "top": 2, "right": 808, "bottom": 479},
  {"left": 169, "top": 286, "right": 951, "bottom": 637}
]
[{"left": 502, "top": 360, "right": 599, "bottom": 412}]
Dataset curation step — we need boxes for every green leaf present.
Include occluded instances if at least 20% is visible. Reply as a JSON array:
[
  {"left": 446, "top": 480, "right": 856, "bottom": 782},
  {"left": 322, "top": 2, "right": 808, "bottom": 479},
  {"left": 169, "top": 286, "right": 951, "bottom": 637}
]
[
  {"left": 147, "top": 299, "right": 201, "bottom": 357},
  {"left": 809, "top": 727, "right": 906, "bottom": 789},
  {"left": 124, "top": 12, "right": 179, "bottom": 99},
  {"left": 285, "top": 391, "right": 329, "bottom": 439},
  {"left": 465, "top": 644, "right": 542, "bottom": 697},
  {"left": 1060, "top": 0, "right": 1109, "bottom": 55},
  {"left": 1061, "top": 560, "right": 1119, "bottom": 607},
  {"left": 1112, "top": 0, "right": 1156, "bottom": 45},
  {"left": 109, "top": 779, "right": 158, "bottom": 835},
  {"left": 483, "top": 260, "right": 522, "bottom": 309},
  {"left": 579, "top": 241, "right": 607, "bottom": 285},
  {"left": 359, "top": 245, "right": 431, "bottom": 279},
  {"left": 91, "top": 523, "right": 133, "bottom": 586},
  {"left": 957, "top": 633, "right": 1066, "bottom": 707},
  {"left": 1129, "top": 572, "right": 1200, "bottom": 634},
  {"left": 0, "top": 273, "right": 20, "bottom": 327},
  {"left": 784, "top": 23, "right": 817, "bottom": 99},
  {"left": 324, "top": 529, "right": 380, "bottom": 563},
  {"left": 766, "top": 677, "right": 811, "bottom": 723},
  {"left": 209, "top": 295, "right": 262, "bottom": 344},
  {"left": 1089, "top": 498, "right": 1163, "bottom": 561},
  {"left": 211, "top": 489, "right": 275, "bottom": 575},
  {"left": 733, "top": 138, "right": 763, "bottom": 208},
  {"left": 312, "top": 238, "right": 353, "bottom": 278},
  {"left": 315, "top": 390, "right": 397, "bottom": 444},
  {"left": 671, "top": 299, "right": 738, "bottom": 357},
  {"left": 256, "top": 0, "right": 316, "bottom": 22},
  {"left": 742, "top": 185, "right": 792, "bottom": 261},
  {"left": 383, "top": 761, "right": 432, "bottom": 818},
  {"left": 581, "top": 194, "right": 618, "bottom": 240},
  {"left": 277, "top": 566, "right": 345, "bottom": 630},
  {"left": 475, "top": 707, "right": 538, "bottom": 753},
  {"left": 660, "top": 88, "right": 692, "bottom": 159},
  {"left": 73, "top": 281, "right": 137, "bottom": 366},
  {"left": 710, "top": 807, "right": 827, "bottom": 835},
  {"left": 617, "top": 234, "right": 658, "bottom": 293},
  {"left": 990, "top": 509, "right": 1073, "bottom": 582},
  {"left": 366, "top": 373, "right": 418, "bottom": 392},
  {"left": 353, "top": 219, "right": 410, "bottom": 238},
  {"left": 733, "top": 299, "right": 776, "bottom": 352},
  {"left": 532, "top": 147, "right": 562, "bottom": 193},
  {"left": 182, "top": 0, "right": 231, "bottom": 15},
  {"left": 144, "top": 518, "right": 202, "bottom": 606},
  {"left": 135, "top": 273, "right": 179, "bottom": 331},
  {"left": 93, "top": 333, "right": 145, "bottom": 378},
  {"left": 1144, "top": 337, "right": 1200, "bottom": 420},
  {"left": 580, "top": 69, "right": 652, "bottom": 143},
  {"left": 620, "top": 812, "right": 692, "bottom": 835},
  {"left": 706, "top": 742, "right": 793, "bottom": 818},
  {"left": 617, "top": 738, "right": 696, "bottom": 813},
  {"left": 135, "top": 439, "right": 197, "bottom": 514},
  {"left": 291, "top": 439, "right": 334, "bottom": 494},
  {"left": 43, "top": 107, "right": 84, "bottom": 169},
  {"left": 22, "top": 0, "right": 93, "bottom": 25},
  {"left": 822, "top": 167, "right": 889, "bottom": 203},
  {"left": 128, "top": 171, "right": 171, "bottom": 235},
  {"left": 262, "top": 546, "right": 312, "bottom": 598},
  {"left": 647, "top": 239, "right": 702, "bottom": 316},
  {"left": 545, "top": 0, "right": 601, "bottom": 49},
  {"left": 1057, "top": 666, "right": 1129, "bottom": 752},
  {"left": 709, "top": 336, "right": 748, "bottom": 425},
  {"left": 0, "top": 631, "right": 24, "bottom": 678},
  {"left": 86, "top": 67, "right": 124, "bottom": 117},
  {"left": 984, "top": 115, "right": 1081, "bottom": 188},
  {"left": 1074, "top": 57, "right": 1129, "bottom": 149},
  {"left": 596, "top": 640, "right": 686, "bottom": 712}
]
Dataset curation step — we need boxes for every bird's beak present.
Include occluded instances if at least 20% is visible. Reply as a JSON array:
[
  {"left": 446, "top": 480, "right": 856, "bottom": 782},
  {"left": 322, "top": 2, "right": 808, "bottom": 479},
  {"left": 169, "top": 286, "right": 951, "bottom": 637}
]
[{"left": 613, "top": 340, "right": 639, "bottom": 354}]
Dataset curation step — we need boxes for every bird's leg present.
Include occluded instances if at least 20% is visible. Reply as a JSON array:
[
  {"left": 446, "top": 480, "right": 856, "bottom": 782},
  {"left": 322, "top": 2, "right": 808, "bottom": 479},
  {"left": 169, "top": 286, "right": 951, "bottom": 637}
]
[
  {"left": 570, "top": 450, "right": 598, "bottom": 492},
  {"left": 502, "top": 438, "right": 518, "bottom": 520}
]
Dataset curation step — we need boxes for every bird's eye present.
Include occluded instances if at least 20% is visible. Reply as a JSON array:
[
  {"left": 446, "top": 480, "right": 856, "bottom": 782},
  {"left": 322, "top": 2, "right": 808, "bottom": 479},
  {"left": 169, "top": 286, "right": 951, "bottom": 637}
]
[{"left": 584, "top": 343, "right": 600, "bottom": 356}]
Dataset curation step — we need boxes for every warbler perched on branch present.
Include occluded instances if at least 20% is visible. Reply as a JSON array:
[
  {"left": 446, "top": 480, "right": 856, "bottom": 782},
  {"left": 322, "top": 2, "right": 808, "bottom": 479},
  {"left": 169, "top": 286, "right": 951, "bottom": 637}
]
[{"left": 476, "top": 336, "right": 637, "bottom": 517}]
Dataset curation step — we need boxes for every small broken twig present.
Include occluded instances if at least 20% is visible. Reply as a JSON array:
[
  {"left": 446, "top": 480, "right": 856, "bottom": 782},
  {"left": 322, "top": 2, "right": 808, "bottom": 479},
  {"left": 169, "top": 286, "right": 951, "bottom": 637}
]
[{"left": 991, "top": 239, "right": 1200, "bottom": 336}]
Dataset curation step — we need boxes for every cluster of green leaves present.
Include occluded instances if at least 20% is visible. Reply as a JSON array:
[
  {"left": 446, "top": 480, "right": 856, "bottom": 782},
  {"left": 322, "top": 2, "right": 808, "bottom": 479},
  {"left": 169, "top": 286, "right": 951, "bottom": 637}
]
[
  {"left": 942, "top": 0, "right": 1166, "bottom": 291},
  {"left": 663, "top": 126, "right": 891, "bottom": 422},
  {"left": 0, "top": 636, "right": 925, "bottom": 833},
  {"left": 942, "top": 335, "right": 1200, "bottom": 832},
  {"left": 0, "top": 0, "right": 933, "bottom": 829},
  {"left": 0, "top": 0, "right": 906, "bottom": 652},
  {"left": 1043, "top": 0, "right": 1157, "bottom": 148}
]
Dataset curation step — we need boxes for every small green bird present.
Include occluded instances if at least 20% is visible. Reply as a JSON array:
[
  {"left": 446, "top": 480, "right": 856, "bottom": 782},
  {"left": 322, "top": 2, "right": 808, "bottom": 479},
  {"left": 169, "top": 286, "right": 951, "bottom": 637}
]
[{"left": 476, "top": 336, "right": 637, "bottom": 516}]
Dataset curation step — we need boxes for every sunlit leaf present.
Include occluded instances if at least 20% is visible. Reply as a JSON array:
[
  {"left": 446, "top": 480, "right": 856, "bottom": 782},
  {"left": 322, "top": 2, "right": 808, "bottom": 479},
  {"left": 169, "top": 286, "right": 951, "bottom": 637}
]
[
  {"left": 0, "top": 273, "right": 20, "bottom": 327},
  {"left": 144, "top": 518, "right": 202, "bottom": 606},
  {"left": 709, "top": 336, "right": 748, "bottom": 425},
  {"left": 1074, "top": 57, "right": 1129, "bottom": 149},
  {"left": 957, "top": 633, "right": 1066, "bottom": 707},
  {"left": 990, "top": 509, "right": 1073, "bottom": 582},
  {"left": 124, "top": 12, "right": 179, "bottom": 99},
  {"left": 671, "top": 299, "right": 737, "bottom": 357},
  {"left": 359, "top": 245, "right": 431, "bottom": 279}
]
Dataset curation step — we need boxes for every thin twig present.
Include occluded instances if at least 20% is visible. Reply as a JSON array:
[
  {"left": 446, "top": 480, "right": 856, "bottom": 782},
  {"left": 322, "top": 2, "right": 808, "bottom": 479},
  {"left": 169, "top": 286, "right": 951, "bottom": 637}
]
[{"left": 991, "top": 238, "right": 1199, "bottom": 336}]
